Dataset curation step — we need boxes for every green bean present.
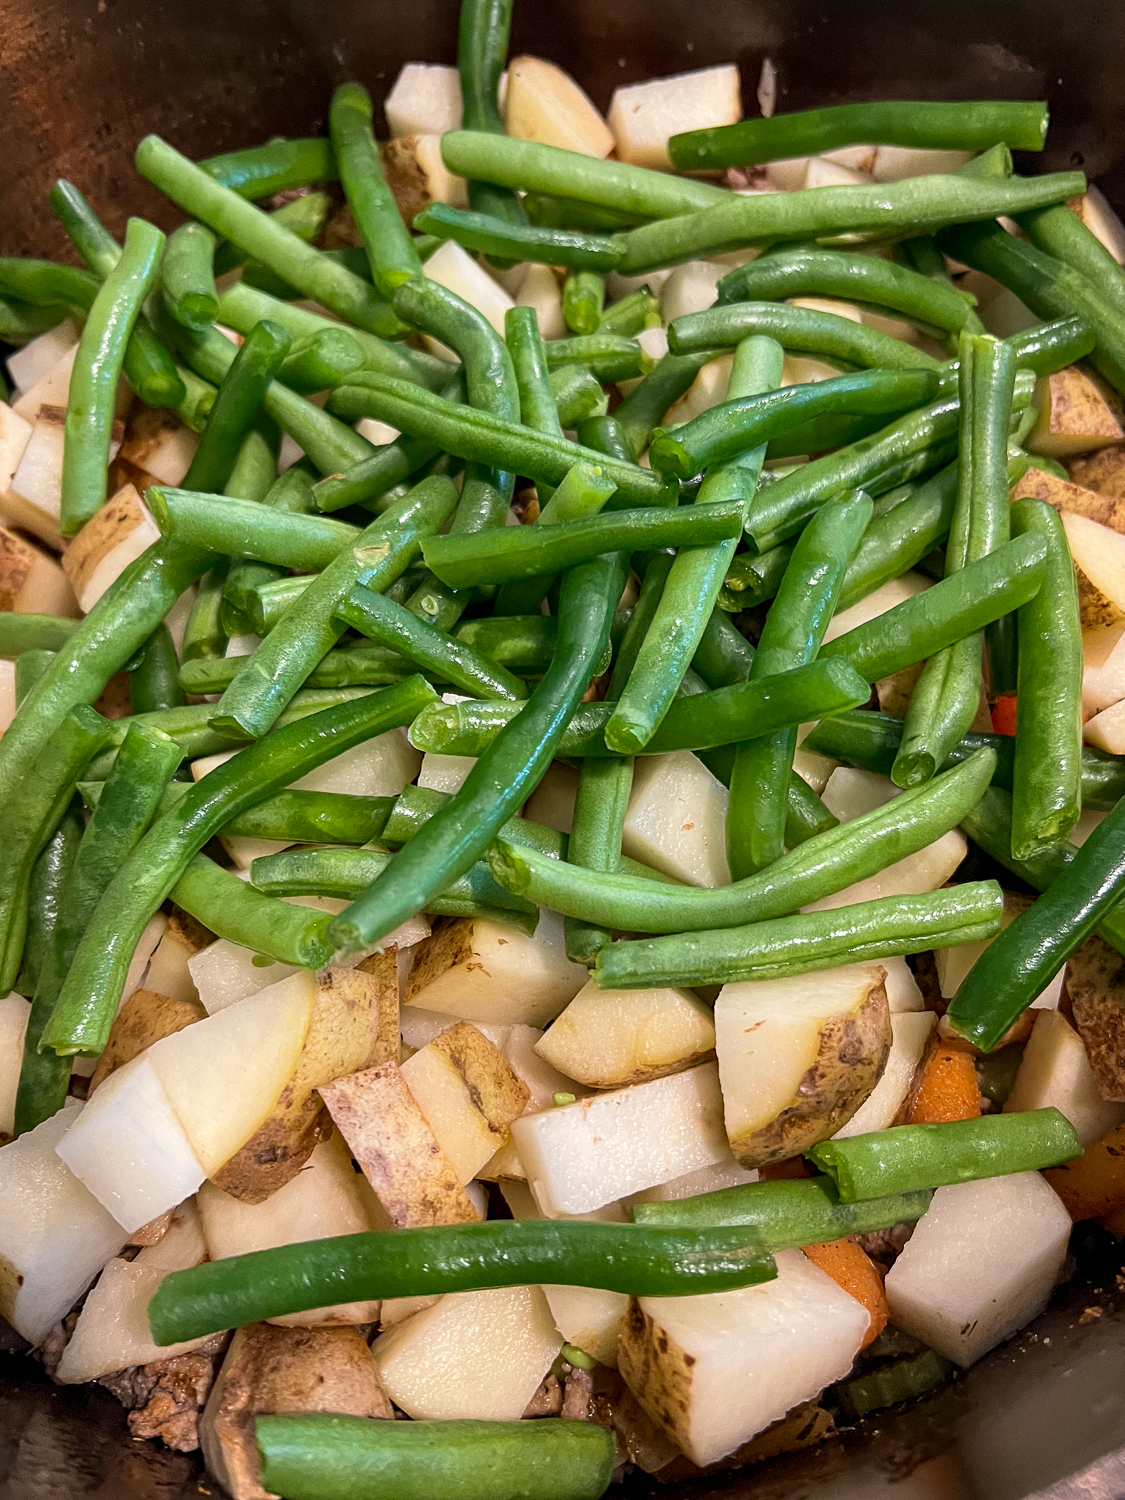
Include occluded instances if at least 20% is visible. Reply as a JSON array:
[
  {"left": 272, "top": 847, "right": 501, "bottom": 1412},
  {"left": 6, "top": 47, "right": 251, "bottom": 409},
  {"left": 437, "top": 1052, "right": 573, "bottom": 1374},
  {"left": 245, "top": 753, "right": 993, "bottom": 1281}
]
[
  {"left": 199, "top": 137, "right": 338, "bottom": 198},
  {"left": 423, "top": 500, "right": 742, "bottom": 590},
  {"left": 613, "top": 350, "right": 719, "bottom": 460},
  {"left": 330, "top": 82, "right": 422, "bottom": 298},
  {"left": 442, "top": 131, "right": 730, "bottom": 220},
  {"left": 212, "top": 421, "right": 284, "bottom": 634},
  {"left": 0, "top": 298, "right": 69, "bottom": 344},
  {"left": 11, "top": 802, "right": 81, "bottom": 1043},
  {"left": 13, "top": 651, "right": 55, "bottom": 706},
  {"left": 632, "top": 1174, "right": 932, "bottom": 1248},
  {"left": 170, "top": 852, "right": 333, "bottom": 968},
  {"left": 326, "top": 553, "right": 627, "bottom": 956},
  {"left": 161, "top": 221, "right": 219, "bottom": 329},
  {"left": 608, "top": 337, "right": 783, "bottom": 756},
  {"left": 42, "top": 678, "right": 434, "bottom": 1055},
  {"left": 491, "top": 746, "right": 995, "bottom": 934},
  {"left": 454, "top": 615, "right": 560, "bottom": 675},
  {"left": 129, "top": 623, "right": 185, "bottom": 714},
  {"left": 613, "top": 170, "right": 1086, "bottom": 276},
  {"left": 149, "top": 1218, "right": 775, "bottom": 1347},
  {"left": 60, "top": 219, "right": 164, "bottom": 535},
  {"left": 495, "top": 463, "right": 618, "bottom": 617},
  {"left": 457, "top": 0, "right": 527, "bottom": 228},
  {"left": 690, "top": 609, "right": 757, "bottom": 688},
  {"left": 250, "top": 846, "right": 536, "bottom": 927},
  {"left": 549, "top": 363, "right": 606, "bottom": 427},
  {"left": 543, "top": 333, "right": 650, "bottom": 383},
  {"left": 1015, "top": 201, "right": 1125, "bottom": 321},
  {"left": 563, "top": 270, "right": 606, "bottom": 335},
  {"left": 181, "top": 645, "right": 410, "bottom": 694},
  {"left": 717, "top": 248, "right": 977, "bottom": 334},
  {"left": 564, "top": 754, "right": 634, "bottom": 966},
  {"left": 505, "top": 303, "right": 562, "bottom": 516},
  {"left": 255, "top": 1413, "right": 616, "bottom": 1500},
  {"left": 595, "top": 880, "right": 1002, "bottom": 990},
  {"left": 410, "top": 656, "right": 869, "bottom": 759},
  {"left": 414, "top": 203, "right": 622, "bottom": 272},
  {"left": 599, "top": 288, "right": 660, "bottom": 337},
  {"left": 650, "top": 369, "right": 938, "bottom": 482},
  {"left": 668, "top": 101, "right": 1050, "bottom": 172},
  {"left": 809, "top": 1108, "right": 1080, "bottom": 1202},
  {"left": 669, "top": 298, "right": 940, "bottom": 372},
  {"left": 576, "top": 413, "right": 634, "bottom": 464},
  {"left": 1006, "top": 499, "right": 1083, "bottom": 857},
  {"left": 185, "top": 322, "right": 292, "bottom": 495},
  {"left": 136, "top": 135, "right": 402, "bottom": 340},
  {"left": 0, "top": 257, "right": 99, "bottom": 309},
  {"left": 329, "top": 372, "right": 673, "bottom": 506},
  {"left": 936, "top": 219, "right": 1125, "bottom": 394},
  {"left": 728, "top": 492, "right": 872, "bottom": 876},
  {"left": 893, "top": 333, "right": 1015, "bottom": 787},
  {"left": 525, "top": 193, "right": 651, "bottom": 231},
  {"left": 182, "top": 558, "right": 230, "bottom": 663},
  {"left": 216, "top": 281, "right": 442, "bottom": 387},
  {"left": 171, "top": 361, "right": 218, "bottom": 433},
  {"left": 150, "top": 487, "right": 358, "bottom": 569},
  {"left": 214, "top": 192, "right": 333, "bottom": 277},
  {"left": 211, "top": 476, "right": 456, "bottom": 740},
  {"left": 0, "top": 614, "right": 79, "bottom": 658},
  {"left": 277, "top": 328, "right": 366, "bottom": 393}
]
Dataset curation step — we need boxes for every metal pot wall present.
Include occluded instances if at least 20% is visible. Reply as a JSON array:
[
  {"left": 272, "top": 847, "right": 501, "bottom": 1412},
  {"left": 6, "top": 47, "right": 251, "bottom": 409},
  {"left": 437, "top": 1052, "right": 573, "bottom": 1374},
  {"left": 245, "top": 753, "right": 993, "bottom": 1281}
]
[{"left": 2, "top": 1, "right": 1125, "bottom": 1495}]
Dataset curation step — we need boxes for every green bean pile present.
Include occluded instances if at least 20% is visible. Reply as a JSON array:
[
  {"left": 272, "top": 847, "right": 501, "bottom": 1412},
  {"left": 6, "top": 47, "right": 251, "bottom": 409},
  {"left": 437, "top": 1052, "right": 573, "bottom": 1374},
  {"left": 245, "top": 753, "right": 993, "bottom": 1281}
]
[{"left": 4, "top": 2, "right": 1125, "bottom": 1493}]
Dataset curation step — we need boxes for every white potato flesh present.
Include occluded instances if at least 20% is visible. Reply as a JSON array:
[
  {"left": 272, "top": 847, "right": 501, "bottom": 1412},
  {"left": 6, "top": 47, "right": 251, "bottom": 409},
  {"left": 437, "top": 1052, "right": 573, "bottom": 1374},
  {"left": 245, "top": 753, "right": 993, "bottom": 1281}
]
[
  {"left": 608, "top": 65, "right": 741, "bottom": 171},
  {"left": 1085, "top": 697, "right": 1125, "bottom": 754},
  {"left": 123, "top": 912, "right": 167, "bottom": 1002},
  {"left": 935, "top": 896, "right": 1063, "bottom": 1010},
  {"left": 354, "top": 417, "right": 399, "bottom": 446},
  {"left": 55, "top": 1258, "right": 212, "bottom": 1382},
  {"left": 715, "top": 965, "right": 889, "bottom": 1165},
  {"left": 823, "top": 570, "right": 931, "bottom": 643},
  {"left": 0, "top": 658, "right": 14, "bottom": 733},
  {"left": 6, "top": 412, "right": 68, "bottom": 537},
  {"left": 623, "top": 750, "right": 730, "bottom": 887},
  {"left": 189, "top": 748, "right": 289, "bottom": 870},
  {"left": 512, "top": 1062, "right": 730, "bottom": 1215},
  {"left": 0, "top": 993, "right": 30, "bottom": 1135},
  {"left": 198, "top": 1131, "right": 381, "bottom": 1327},
  {"left": 0, "top": 526, "right": 78, "bottom": 616},
  {"left": 134, "top": 423, "right": 199, "bottom": 486},
  {"left": 664, "top": 355, "right": 735, "bottom": 426},
  {"left": 623, "top": 1249, "right": 870, "bottom": 1466},
  {"left": 820, "top": 766, "right": 896, "bottom": 822},
  {"left": 424, "top": 239, "right": 513, "bottom": 339},
  {"left": 1074, "top": 185, "right": 1125, "bottom": 263},
  {"left": 523, "top": 760, "right": 580, "bottom": 834},
  {"left": 417, "top": 751, "right": 476, "bottom": 794},
  {"left": 834, "top": 1011, "right": 935, "bottom": 1137},
  {"left": 979, "top": 283, "right": 1039, "bottom": 339},
  {"left": 400, "top": 1026, "right": 528, "bottom": 1183},
  {"left": 626, "top": 1156, "right": 758, "bottom": 1207},
  {"left": 0, "top": 1104, "right": 129, "bottom": 1345},
  {"left": 55, "top": 1056, "right": 206, "bottom": 1232},
  {"left": 1062, "top": 510, "right": 1125, "bottom": 619},
  {"left": 1069, "top": 809, "right": 1107, "bottom": 848},
  {"left": 0, "top": 401, "right": 32, "bottom": 492},
  {"left": 660, "top": 261, "right": 727, "bottom": 324},
  {"left": 12, "top": 346, "right": 79, "bottom": 422},
  {"left": 766, "top": 157, "right": 814, "bottom": 191},
  {"left": 874, "top": 146, "right": 973, "bottom": 180},
  {"left": 1082, "top": 621, "right": 1125, "bottom": 715},
  {"left": 885, "top": 1173, "right": 1071, "bottom": 1366},
  {"left": 805, "top": 157, "right": 870, "bottom": 188},
  {"left": 500, "top": 1176, "right": 626, "bottom": 1224},
  {"left": 6, "top": 321, "right": 80, "bottom": 394},
  {"left": 793, "top": 743, "right": 839, "bottom": 799},
  {"left": 535, "top": 981, "right": 715, "bottom": 1089},
  {"left": 291, "top": 727, "right": 421, "bottom": 798},
  {"left": 543, "top": 1283, "right": 630, "bottom": 1367},
  {"left": 373, "top": 1286, "right": 562, "bottom": 1420},
  {"left": 515, "top": 263, "right": 567, "bottom": 341},
  {"left": 882, "top": 954, "right": 925, "bottom": 1012},
  {"left": 384, "top": 63, "right": 462, "bottom": 138},
  {"left": 1004, "top": 1009, "right": 1125, "bottom": 1144},
  {"left": 379, "top": 1294, "right": 441, "bottom": 1329},
  {"left": 61, "top": 483, "right": 161, "bottom": 614},
  {"left": 406, "top": 910, "right": 588, "bottom": 1028},
  {"left": 135, "top": 1198, "right": 207, "bottom": 1271},
  {"left": 480, "top": 1023, "right": 585, "bottom": 1179},
  {"left": 400, "top": 1006, "right": 510, "bottom": 1053},
  {"left": 410, "top": 134, "right": 469, "bottom": 208},
  {"left": 143, "top": 921, "right": 203, "bottom": 1006},
  {"left": 188, "top": 939, "right": 297, "bottom": 1016},
  {"left": 505, "top": 56, "right": 614, "bottom": 157}
]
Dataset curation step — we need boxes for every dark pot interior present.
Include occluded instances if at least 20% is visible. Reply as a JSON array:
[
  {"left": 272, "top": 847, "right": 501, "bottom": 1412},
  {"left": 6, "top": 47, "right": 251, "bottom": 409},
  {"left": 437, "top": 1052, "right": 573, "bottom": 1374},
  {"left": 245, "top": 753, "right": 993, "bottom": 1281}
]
[{"left": 2, "top": 1, "right": 1125, "bottom": 1494}]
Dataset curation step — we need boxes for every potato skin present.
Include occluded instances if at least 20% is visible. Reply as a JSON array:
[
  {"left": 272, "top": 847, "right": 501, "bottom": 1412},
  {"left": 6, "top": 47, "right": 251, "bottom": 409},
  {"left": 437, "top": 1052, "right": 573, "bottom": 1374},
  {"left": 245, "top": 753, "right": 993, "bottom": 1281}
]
[
  {"left": 728, "top": 979, "right": 891, "bottom": 1169},
  {"left": 1067, "top": 934, "right": 1125, "bottom": 1103}
]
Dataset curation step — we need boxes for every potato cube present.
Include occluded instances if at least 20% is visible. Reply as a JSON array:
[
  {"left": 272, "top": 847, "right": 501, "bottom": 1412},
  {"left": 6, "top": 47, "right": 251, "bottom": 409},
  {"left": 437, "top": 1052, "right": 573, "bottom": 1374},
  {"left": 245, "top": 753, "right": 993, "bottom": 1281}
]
[
  {"left": 188, "top": 939, "right": 297, "bottom": 1015},
  {"left": 1026, "top": 367, "right": 1125, "bottom": 458},
  {"left": 506, "top": 56, "right": 614, "bottom": 157},
  {"left": 833, "top": 1010, "right": 935, "bottom": 1137},
  {"left": 0, "top": 401, "right": 32, "bottom": 493},
  {"left": 622, "top": 750, "right": 731, "bottom": 887},
  {"left": 6, "top": 320, "right": 80, "bottom": 395},
  {"left": 424, "top": 239, "right": 513, "bottom": 340},
  {"left": 608, "top": 65, "right": 741, "bottom": 171},
  {"left": 88, "top": 987, "right": 206, "bottom": 1094},
  {"left": 118, "top": 406, "right": 199, "bottom": 485},
  {"left": 535, "top": 981, "right": 715, "bottom": 1088},
  {"left": 0, "top": 525, "right": 79, "bottom": 616},
  {"left": 1004, "top": 1009, "right": 1125, "bottom": 1144},
  {"left": 516, "top": 263, "right": 567, "bottom": 341},
  {"left": 0, "top": 659, "right": 14, "bottom": 735},
  {"left": 384, "top": 63, "right": 463, "bottom": 138},
  {"left": 62, "top": 483, "right": 161, "bottom": 613},
  {"left": 0, "top": 992, "right": 30, "bottom": 1136},
  {"left": 144, "top": 912, "right": 207, "bottom": 1005},
  {"left": 523, "top": 760, "right": 579, "bottom": 834},
  {"left": 382, "top": 135, "right": 468, "bottom": 223}
]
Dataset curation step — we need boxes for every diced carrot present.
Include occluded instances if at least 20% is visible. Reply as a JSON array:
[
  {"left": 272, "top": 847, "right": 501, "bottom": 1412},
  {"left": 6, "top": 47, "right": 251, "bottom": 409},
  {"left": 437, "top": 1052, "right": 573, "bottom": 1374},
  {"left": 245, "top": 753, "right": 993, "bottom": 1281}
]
[
  {"left": 991, "top": 695, "right": 1018, "bottom": 736},
  {"left": 802, "top": 1237, "right": 888, "bottom": 1348},
  {"left": 1043, "top": 1120, "right": 1125, "bottom": 1222},
  {"left": 758, "top": 1156, "right": 810, "bottom": 1182},
  {"left": 902, "top": 1042, "right": 982, "bottom": 1124}
]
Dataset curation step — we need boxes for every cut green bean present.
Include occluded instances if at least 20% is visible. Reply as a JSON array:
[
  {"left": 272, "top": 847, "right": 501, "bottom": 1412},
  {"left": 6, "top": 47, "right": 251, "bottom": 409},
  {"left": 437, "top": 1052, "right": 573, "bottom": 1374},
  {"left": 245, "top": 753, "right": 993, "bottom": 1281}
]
[
  {"left": 129, "top": 623, "right": 185, "bottom": 714},
  {"left": 669, "top": 298, "right": 939, "bottom": 372},
  {"left": 0, "top": 298, "right": 69, "bottom": 344},
  {"left": 0, "top": 614, "right": 79, "bottom": 658},
  {"left": 808, "top": 1109, "right": 1080, "bottom": 1202},
  {"left": 277, "top": 328, "right": 366, "bottom": 393},
  {"left": 1016, "top": 201, "right": 1125, "bottom": 321},
  {"left": 549, "top": 363, "right": 606, "bottom": 427},
  {"left": 183, "top": 320, "right": 291, "bottom": 494},
  {"left": 199, "top": 138, "right": 338, "bottom": 198},
  {"left": 599, "top": 288, "right": 660, "bottom": 337},
  {"left": 457, "top": 0, "right": 527, "bottom": 228},
  {"left": 563, "top": 270, "right": 606, "bottom": 336},
  {"left": 613, "top": 350, "right": 719, "bottom": 461},
  {"left": 170, "top": 853, "right": 333, "bottom": 967},
  {"left": 415, "top": 203, "right": 623, "bottom": 271},
  {"left": 331, "top": 82, "right": 422, "bottom": 298},
  {"left": 543, "top": 333, "right": 651, "bottom": 383},
  {"left": 162, "top": 221, "right": 219, "bottom": 329},
  {"left": 150, "top": 487, "right": 358, "bottom": 569},
  {"left": 668, "top": 100, "right": 1050, "bottom": 172}
]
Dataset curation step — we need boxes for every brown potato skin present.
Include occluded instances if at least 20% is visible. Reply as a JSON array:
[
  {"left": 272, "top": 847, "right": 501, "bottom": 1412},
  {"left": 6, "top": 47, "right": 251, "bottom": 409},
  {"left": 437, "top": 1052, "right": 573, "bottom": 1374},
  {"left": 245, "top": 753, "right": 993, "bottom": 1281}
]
[
  {"left": 89, "top": 989, "right": 205, "bottom": 1094},
  {"left": 728, "top": 979, "right": 891, "bottom": 1170},
  {"left": 1067, "top": 934, "right": 1125, "bottom": 1102}
]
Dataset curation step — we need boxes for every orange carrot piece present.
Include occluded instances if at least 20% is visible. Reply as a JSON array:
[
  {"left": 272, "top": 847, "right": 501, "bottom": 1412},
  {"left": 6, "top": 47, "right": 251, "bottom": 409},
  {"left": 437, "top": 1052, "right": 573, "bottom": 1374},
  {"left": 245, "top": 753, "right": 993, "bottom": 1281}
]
[
  {"left": 902, "top": 1042, "right": 982, "bottom": 1124},
  {"left": 991, "top": 695, "right": 1018, "bottom": 736},
  {"left": 1044, "top": 1120, "right": 1125, "bottom": 1222},
  {"left": 802, "top": 1237, "right": 888, "bottom": 1347}
]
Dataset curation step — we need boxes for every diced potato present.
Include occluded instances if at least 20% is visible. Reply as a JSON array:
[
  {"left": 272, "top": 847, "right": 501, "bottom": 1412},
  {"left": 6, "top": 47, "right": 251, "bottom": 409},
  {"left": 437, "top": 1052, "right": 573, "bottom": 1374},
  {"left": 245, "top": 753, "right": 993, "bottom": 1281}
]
[
  {"left": 379, "top": 1294, "right": 441, "bottom": 1329},
  {"left": 663, "top": 355, "right": 735, "bottom": 426},
  {"left": 833, "top": 1011, "right": 935, "bottom": 1137},
  {"left": 823, "top": 570, "right": 931, "bottom": 642},
  {"left": 417, "top": 750, "right": 476, "bottom": 794},
  {"left": 199, "top": 1130, "right": 382, "bottom": 1328},
  {"left": 400, "top": 1021, "right": 529, "bottom": 1183},
  {"left": 885, "top": 1172, "right": 1071, "bottom": 1366},
  {"left": 1026, "top": 368, "right": 1125, "bottom": 458},
  {"left": 202, "top": 1323, "right": 391, "bottom": 1500},
  {"left": 88, "top": 987, "right": 206, "bottom": 1094},
  {"left": 145, "top": 970, "right": 314, "bottom": 1178},
  {"left": 11, "top": 343, "right": 128, "bottom": 423},
  {"left": 535, "top": 980, "right": 715, "bottom": 1088},
  {"left": 1085, "top": 696, "right": 1125, "bottom": 753},
  {"left": 0, "top": 992, "right": 30, "bottom": 1135},
  {"left": 626, "top": 1156, "right": 758, "bottom": 1207},
  {"left": 123, "top": 911, "right": 168, "bottom": 1000},
  {"left": 523, "top": 760, "right": 579, "bottom": 834},
  {"left": 505, "top": 56, "right": 614, "bottom": 157},
  {"left": 660, "top": 261, "right": 726, "bottom": 325},
  {"left": 8, "top": 399, "right": 123, "bottom": 543},
  {"left": 872, "top": 146, "right": 973, "bottom": 180},
  {"left": 804, "top": 157, "right": 870, "bottom": 188},
  {"left": 1070, "top": 185, "right": 1125, "bottom": 264},
  {"left": 319, "top": 1060, "right": 479, "bottom": 1227},
  {"left": 118, "top": 407, "right": 199, "bottom": 485},
  {"left": 384, "top": 62, "right": 463, "bottom": 138},
  {"left": 1081, "top": 620, "right": 1125, "bottom": 714},
  {"left": 515, "top": 263, "right": 567, "bottom": 341},
  {"left": 1013, "top": 466, "right": 1125, "bottom": 534},
  {"left": 188, "top": 939, "right": 297, "bottom": 1015},
  {"left": 480, "top": 1023, "right": 584, "bottom": 1179},
  {"left": 881, "top": 954, "right": 924, "bottom": 1012},
  {"left": 512, "top": 1062, "right": 730, "bottom": 1215},
  {"left": 0, "top": 658, "right": 14, "bottom": 734},
  {"left": 405, "top": 911, "right": 588, "bottom": 1028},
  {"left": 934, "top": 892, "right": 1063, "bottom": 1010},
  {"left": 1066, "top": 935, "right": 1125, "bottom": 1101},
  {"left": 1063, "top": 509, "right": 1125, "bottom": 628},
  {"left": 0, "top": 1103, "right": 129, "bottom": 1344},
  {"left": 619, "top": 1249, "right": 870, "bottom": 1467},
  {"left": 0, "top": 401, "right": 32, "bottom": 493},
  {"left": 608, "top": 65, "right": 741, "bottom": 171},
  {"left": 56, "top": 1055, "right": 207, "bottom": 1232},
  {"left": 61, "top": 483, "right": 161, "bottom": 613},
  {"left": 0, "top": 525, "right": 79, "bottom": 616},
  {"left": 399, "top": 1004, "right": 509, "bottom": 1054},
  {"left": 290, "top": 726, "right": 421, "bottom": 798},
  {"left": 544, "top": 1282, "right": 630, "bottom": 1367},
  {"left": 212, "top": 966, "right": 389, "bottom": 1203},
  {"left": 373, "top": 1286, "right": 562, "bottom": 1420},
  {"left": 144, "top": 912, "right": 207, "bottom": 1005},
  {"left": 715, "top": 965, "right": 890, "bottom": 1167},
  {"left": 424, "top": 239, "right": 513, "bottom": 340},
  {"left": 382, "top": 134, "right": 468, "bottom": 223},
  {"left": 1003, "top": 1009, "right": 1125, "bottom": 1144},
  {"left": 623, "top": 750, "right": 730, "bottom": 887},
  {"left": 6, "top": 320, "right": 80, "bottom": 394}
]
